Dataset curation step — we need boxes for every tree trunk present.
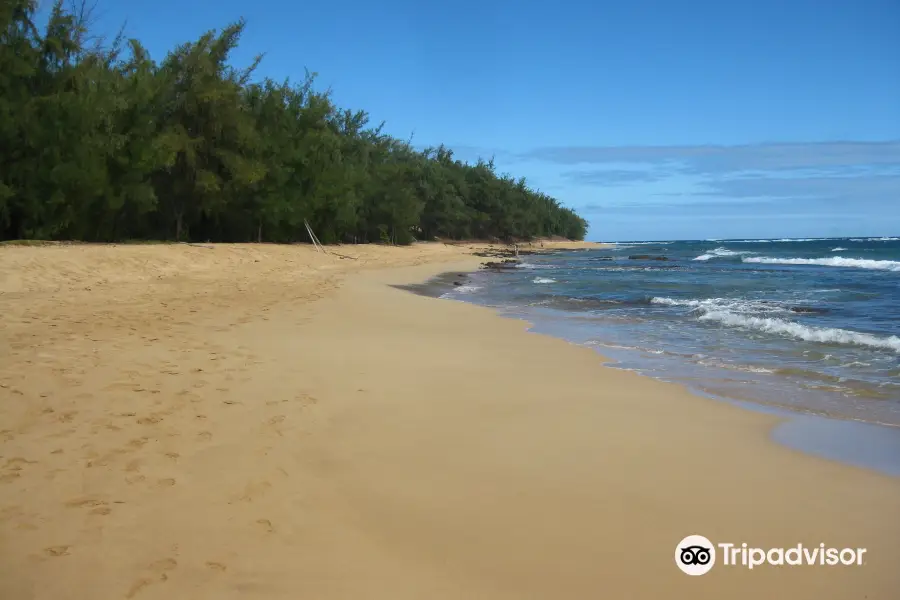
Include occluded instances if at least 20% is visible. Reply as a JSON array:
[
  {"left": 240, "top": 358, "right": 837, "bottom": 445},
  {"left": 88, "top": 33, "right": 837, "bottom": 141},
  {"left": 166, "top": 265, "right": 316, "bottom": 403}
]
[
  {"left": 175, "top": 212, "right": 183, "bottom": 241},
  {"left": 257, "top": 221, "right": 262, "bottom": 243}
]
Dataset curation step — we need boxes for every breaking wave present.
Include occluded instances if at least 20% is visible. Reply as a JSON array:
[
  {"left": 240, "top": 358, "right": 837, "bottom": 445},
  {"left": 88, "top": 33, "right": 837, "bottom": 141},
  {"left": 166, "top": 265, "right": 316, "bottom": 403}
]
[
  {"left": 693, "top": 247, "right": 755, "bottom": 261},
  {"left": 651, "top": 296, "right": 900, "bottom": 353},
  {"left": 447, "top": 284, "right": 482, "bottom": 294},
  {"left": 533, "top": 277, "right": 556, "bottom": 284},
  {"left": 697, "top": 311, "right": 900, "bottom": 353},
  {"left": 651, "top": 296, "right": 795, "bottom": 315},
  {"left": 613, "top": 241, "right": 673, "bottom": 246},
  {"left": 731, "top": 238, "right": 835, "bottom": 243},
  {"left": 743, "top": 256, "right": 900, "bottom": 272}
]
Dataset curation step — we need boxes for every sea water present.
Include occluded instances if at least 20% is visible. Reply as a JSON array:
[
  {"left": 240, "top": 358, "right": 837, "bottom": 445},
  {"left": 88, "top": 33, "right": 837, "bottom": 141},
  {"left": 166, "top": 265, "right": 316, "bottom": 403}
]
[{"left": 442, "top": 237, "right": 900, "bottom": 428}]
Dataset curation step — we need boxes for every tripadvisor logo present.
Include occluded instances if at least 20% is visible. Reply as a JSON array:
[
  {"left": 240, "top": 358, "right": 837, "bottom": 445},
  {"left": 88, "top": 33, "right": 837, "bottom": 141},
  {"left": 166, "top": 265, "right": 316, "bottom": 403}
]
[{"left": 675, "top": 535, "right": 867, "bottom": 576}]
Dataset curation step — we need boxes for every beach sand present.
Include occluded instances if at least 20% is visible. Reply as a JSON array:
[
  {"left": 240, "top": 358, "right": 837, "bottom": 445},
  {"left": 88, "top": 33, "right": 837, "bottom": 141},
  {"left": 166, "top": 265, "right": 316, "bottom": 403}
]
[{"left": 1, "top": 242, "right": 898, "bottom": 599}]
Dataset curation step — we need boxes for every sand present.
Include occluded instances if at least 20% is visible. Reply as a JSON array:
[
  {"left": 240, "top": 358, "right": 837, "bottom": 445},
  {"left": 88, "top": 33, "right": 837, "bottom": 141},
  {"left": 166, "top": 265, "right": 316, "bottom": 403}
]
[{"left": 1, "top": 241, "right": 898, "bottom": 599}]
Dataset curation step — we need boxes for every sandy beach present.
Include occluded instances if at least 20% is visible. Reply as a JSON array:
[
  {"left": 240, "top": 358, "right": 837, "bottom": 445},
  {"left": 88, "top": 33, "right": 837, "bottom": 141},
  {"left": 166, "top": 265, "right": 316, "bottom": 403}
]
[{"left": 1, "top": 241, "right": 898, "bottom": 599}]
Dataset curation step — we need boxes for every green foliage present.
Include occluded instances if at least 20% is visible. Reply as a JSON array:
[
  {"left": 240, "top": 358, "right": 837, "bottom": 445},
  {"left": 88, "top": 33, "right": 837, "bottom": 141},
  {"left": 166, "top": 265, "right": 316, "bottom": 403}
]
[{"left": 0, "top": 2, "right": 588, "bottom": 244}]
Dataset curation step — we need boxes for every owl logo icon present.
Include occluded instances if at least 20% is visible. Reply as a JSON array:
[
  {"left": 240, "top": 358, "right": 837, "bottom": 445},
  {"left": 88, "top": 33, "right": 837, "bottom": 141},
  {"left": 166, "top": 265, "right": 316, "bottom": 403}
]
[{"left": 676, "top": 535, "right": 716, "bottom": 575}]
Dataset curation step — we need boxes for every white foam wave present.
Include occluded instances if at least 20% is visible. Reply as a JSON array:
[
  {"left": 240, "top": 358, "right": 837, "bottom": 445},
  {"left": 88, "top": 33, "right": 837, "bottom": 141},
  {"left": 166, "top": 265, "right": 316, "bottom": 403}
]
[
  {"left": 590, "top": 341, "right": 665, "bottom": 355},
  {"left": 743, "top": 256, "right": 900, "bottom": 271},
  {"left": 695, "top": 359, "right": 776, "bottom": 374},
  {"left": 650, "top": 296, "right": 792, "bottom": 314},
  {"left": 449, "top": 284, "right": 482, "bottom": 294},
  {"left": 693, "top": 246, "right": 755, "bottom": 261},
  {"left": 698, "top": 310, "right": 900, "bottom": 353},
  {"left": 841, "top": 361, "right": 872, "bottom": 368},
  {"left": 850, "top": 237, "right": 899, "bottom": 242},
  {"left": 613, "top": 241, "right": 673, "bottom": 246},
  {"left": 514, "top": 262, "right": 553, "bottom": 270},
  {"left": 830, "top": 247, "right": 847, "bottom": 252},
  {"left": 731, "top": 238, "right": 844, "bottom": 243},
  {"left": 532, "top": 277, "right": 556, "bottom": 284}
]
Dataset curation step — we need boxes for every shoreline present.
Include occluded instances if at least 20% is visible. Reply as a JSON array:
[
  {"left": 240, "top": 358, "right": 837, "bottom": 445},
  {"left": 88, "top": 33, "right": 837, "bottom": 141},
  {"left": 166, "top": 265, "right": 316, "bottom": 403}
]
[
  {"left": 2, "top": 243, "right": 899, "bottom": 598},
  {"left": 417, "top": 267, "right": 900, "bottom": 477}
]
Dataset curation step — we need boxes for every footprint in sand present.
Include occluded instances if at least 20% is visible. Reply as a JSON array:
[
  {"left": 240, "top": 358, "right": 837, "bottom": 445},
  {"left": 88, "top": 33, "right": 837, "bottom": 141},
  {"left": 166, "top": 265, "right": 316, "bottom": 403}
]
[
  {"left": 126, "top": 558, "right": 177, "bottom": 598},
  {"left": 156, "top": 478, "right": 176, "bottom": 488},
  {"left": 297, "top": 392, "right": 318, "bottom": 405},
  {"left": 255, "top": 518, "right": 275, "bottom": 533},
  {"left": 44, "top": 545, "right": 71, "bottom": 557},
  {"left": 57, "top": 411, "right": 78, "bottom": 423},
  {"left": 6, "top": 457, "right": 37, "bottom": 470},
  {"left": 237, "top": 481, "right": 272, "bottom": 503},
  {"left": 150, "top": 558, "right": 178, "bottom": 573},
  {"left": 127, "top": 437, "right": 150, "bottom": 450}
]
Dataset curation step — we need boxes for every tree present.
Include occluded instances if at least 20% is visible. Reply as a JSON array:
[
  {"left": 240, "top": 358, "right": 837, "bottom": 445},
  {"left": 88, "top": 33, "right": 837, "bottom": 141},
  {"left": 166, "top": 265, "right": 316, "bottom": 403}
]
[{"left": 0, "top": 1, "right": 589, "bottom": 244}]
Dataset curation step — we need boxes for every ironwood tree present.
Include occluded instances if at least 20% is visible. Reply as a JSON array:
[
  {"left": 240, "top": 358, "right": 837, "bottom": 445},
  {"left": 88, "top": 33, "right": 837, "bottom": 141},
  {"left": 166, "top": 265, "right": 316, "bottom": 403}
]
[{"left": 0, "top": 0, "right": 589, "bottom": 244}]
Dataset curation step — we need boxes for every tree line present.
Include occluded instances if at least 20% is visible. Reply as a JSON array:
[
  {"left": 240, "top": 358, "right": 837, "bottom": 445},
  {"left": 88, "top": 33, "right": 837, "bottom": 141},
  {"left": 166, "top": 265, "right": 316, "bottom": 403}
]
[{"left": 0, "top": 1, "right": 588, "bottom": 244}]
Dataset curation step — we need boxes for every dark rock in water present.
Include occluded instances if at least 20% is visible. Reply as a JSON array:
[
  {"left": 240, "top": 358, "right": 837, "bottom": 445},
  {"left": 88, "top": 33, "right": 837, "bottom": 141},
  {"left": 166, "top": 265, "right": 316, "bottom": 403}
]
[
  {"left": 593, "top": 256, "right": 614, "bottom": 261},
  {"left": 789, "top": 306, "right": 829, "bottom": 314},
  {"left": 481, "top": 259, "right": 521, "bottom": 270},
  {"left": 628, "top": 254, "right": 669, "bottom": 261},
  {"left": 453, "top": 281, "right": 463, "bottom": 286}
]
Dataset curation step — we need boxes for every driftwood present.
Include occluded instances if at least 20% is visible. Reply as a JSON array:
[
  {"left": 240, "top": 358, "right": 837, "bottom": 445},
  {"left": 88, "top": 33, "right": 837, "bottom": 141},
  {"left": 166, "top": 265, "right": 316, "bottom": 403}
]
[
  {"left": 304, "top": 220, "right": 325, "bottom": 253},
  {"left": 329, "top": 251, "right": 359, "bottom": 260}
]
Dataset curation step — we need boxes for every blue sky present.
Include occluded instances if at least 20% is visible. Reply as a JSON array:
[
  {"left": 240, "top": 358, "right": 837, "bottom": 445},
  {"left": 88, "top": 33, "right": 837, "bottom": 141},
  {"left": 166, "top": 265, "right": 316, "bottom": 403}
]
[{"left": 69, "top": 0, "right": 899, "bottom": 241}]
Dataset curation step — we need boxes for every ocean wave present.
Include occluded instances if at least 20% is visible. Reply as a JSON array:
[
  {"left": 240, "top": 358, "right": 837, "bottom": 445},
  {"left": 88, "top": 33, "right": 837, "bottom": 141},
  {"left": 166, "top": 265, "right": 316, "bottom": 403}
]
[
  {"left": 743, "top": 256, "right": 900, "bottom": 271},
  {"left": 532, "top": 277, "right": 556, "bottom": 284},
  {"left": 695, "top": 359, "right": 776, "bottom": 374},
  {"left": 830, "top": 247, "right": 847, "bottom": 252},
  {"left": 849, "top": 237, "right": 899, "bottom": 242},
  {"left": 650, "top": 296, "right": 795, "bottom": 315},
  {"left": 448, "top": 284, "right": 482, "bottom": 294},
  {"left": 514, "top": 262, "right": 553, "bottom": 270},
  {"left": 732, "top": 238, "right": 832, "bottom": 243},
  {"left": 697, "top": 310, "right": 900, "bottom": 353},
  {"left": 589, "top": 341, "right": 665, "bottom": 355},
  {"left": 693, "top": 246, "right": 756, "bottom": 261},
  {"left": 613, "top": 241, "right": 673, "bottom": 246}
]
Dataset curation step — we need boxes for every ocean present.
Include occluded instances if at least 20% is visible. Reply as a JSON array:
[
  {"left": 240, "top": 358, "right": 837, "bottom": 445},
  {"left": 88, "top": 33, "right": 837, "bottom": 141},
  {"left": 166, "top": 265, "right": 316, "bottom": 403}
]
[{"left": 440, "top": 237, "right": 900, "bottom": 428}]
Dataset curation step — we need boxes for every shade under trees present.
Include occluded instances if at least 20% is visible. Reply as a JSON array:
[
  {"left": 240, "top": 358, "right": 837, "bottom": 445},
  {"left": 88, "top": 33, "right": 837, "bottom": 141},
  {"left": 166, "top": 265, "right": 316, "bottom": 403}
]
[{"left": 0, "top": 0, "right": 589, "bottom": 244}]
